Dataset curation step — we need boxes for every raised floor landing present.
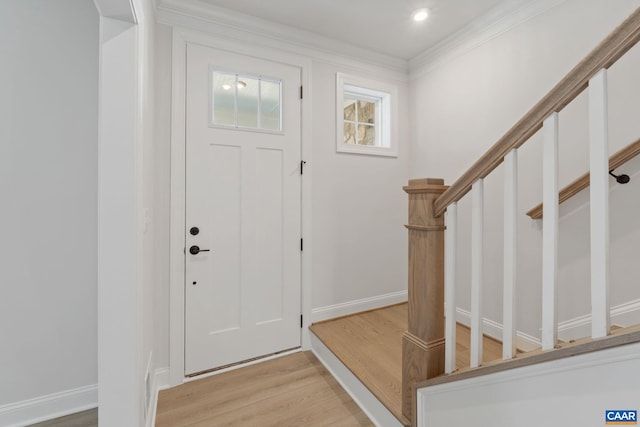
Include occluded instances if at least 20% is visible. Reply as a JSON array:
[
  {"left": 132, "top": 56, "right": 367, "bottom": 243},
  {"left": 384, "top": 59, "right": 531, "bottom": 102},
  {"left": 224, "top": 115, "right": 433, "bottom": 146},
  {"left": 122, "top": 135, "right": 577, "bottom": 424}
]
[{"left": 309, "top": 303, "right": 504, "bottom": 426}]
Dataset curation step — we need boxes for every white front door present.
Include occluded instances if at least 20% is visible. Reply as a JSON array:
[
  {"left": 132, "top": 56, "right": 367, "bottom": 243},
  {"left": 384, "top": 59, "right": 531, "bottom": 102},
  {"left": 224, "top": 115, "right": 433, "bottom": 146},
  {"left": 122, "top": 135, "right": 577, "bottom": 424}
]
[{"left": 185, "top": 44, "right": 302, "bottom": 375}]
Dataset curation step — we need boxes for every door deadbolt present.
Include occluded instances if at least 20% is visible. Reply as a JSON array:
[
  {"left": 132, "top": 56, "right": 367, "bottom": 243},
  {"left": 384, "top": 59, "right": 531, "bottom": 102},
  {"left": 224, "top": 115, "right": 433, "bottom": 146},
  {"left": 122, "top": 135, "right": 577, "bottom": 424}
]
[
  {"left": 189, "top": 245, "right": 210, "bottom": 255},
  {"left": 190, "top": 227, "right": 200, "bottom": 236}
]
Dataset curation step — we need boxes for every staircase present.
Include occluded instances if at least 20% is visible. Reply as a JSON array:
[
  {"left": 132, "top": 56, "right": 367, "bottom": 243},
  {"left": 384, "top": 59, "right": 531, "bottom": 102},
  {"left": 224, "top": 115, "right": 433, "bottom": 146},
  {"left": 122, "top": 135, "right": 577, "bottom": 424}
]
[
  {"left": 315, "top": 6, "right": 640, "bottom": 427},
  {"left": 408, "top": 6, "right": 640, "bottom": 426}
]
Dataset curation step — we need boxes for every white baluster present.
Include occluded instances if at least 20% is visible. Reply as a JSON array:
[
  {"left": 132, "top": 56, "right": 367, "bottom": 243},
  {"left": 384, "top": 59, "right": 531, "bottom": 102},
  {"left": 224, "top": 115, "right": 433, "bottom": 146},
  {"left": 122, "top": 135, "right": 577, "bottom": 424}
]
[
  {"left": 589, "top": 69, "right": 611, "bottom": 339},
  {"left": 542, "top": 113, "right": 559, "bottom": 351},
  {"left": 470, "top": 179, "right": 484, "bottom": 368},
  {"left": 445, "top": 202, "right": 458, "bottom": 373},
  {"left": 503, "top": 149, "right": 518, "bottom": 360}
]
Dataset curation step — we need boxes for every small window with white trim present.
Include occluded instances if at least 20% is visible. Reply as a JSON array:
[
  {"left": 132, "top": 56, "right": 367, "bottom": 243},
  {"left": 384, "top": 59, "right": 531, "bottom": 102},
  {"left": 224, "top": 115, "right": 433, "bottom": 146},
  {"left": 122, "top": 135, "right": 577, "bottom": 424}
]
[{"left": 336, "top": 73, "right": 397, "bottom": 157}]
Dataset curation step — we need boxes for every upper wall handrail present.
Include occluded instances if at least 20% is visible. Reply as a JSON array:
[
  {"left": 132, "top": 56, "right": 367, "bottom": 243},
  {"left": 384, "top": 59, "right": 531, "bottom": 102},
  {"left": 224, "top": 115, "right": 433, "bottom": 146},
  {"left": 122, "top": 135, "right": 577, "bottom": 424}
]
[
  {"left": 526, "top": 137, "right": 640, "bottom": 219},
  {"left": 433, "top": 7, "right": 640, "bottom": 218}
]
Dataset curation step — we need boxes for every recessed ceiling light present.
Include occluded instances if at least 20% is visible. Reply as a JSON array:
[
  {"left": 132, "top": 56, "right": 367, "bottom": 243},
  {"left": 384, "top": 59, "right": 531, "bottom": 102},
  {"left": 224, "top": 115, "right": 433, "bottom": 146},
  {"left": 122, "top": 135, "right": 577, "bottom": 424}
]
[{"left": 413, "top": 8, "right": 429, "bottom": 22}]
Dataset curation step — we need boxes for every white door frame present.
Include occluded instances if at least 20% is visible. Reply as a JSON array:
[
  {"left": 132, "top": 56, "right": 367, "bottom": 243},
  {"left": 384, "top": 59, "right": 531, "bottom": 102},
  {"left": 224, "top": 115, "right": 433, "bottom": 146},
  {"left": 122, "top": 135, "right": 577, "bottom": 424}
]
[
  {"left": 169, "top": 27, "right": 314, "bottom": 386},
  {"left": 94, "top": 0, "right": 144, "bottom": 424}
]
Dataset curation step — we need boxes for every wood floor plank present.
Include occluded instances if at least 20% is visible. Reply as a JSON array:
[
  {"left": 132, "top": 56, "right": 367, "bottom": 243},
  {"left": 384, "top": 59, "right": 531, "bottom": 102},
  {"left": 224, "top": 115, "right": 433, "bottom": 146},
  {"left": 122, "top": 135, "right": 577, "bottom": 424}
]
[{"left": 155, "top": 352, "right": 372, "bottom": 427}]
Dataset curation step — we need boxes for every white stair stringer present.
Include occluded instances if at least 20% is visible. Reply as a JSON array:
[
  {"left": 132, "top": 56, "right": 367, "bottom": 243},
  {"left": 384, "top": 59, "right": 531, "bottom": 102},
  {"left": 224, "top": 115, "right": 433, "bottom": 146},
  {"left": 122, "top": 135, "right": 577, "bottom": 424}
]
[
  {"left": 310, "top": 334, "right": 403, "bottom": 427},
  {"left": 417, "top": 341, "right": 640, "bottom": 427}
]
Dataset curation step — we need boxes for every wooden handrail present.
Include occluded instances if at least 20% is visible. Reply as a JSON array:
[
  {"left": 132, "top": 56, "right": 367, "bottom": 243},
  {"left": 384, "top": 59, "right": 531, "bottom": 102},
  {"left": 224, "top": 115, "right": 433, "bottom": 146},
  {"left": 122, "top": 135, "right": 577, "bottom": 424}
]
[
  {"left": 433, "top": 7, "right": 640, "bottom": 218},
  {"left": 527, "top": 137, "right": 640, "bottom": 219}
]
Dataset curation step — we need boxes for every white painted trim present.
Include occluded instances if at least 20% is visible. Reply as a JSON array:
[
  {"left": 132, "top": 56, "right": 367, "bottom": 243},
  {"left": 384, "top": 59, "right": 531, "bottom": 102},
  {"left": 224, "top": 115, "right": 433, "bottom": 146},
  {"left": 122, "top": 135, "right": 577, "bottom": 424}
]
[
  {"left": 310, "top": 334, "right": 403, "bottom": 427},
  {"left": 0, "top": 385, "right": 97, "bottom": 427},
  {"left": 97, "top": 15, "right": 143, "bottom": 426},
  {"left": 588, "top": 69, "right": 611, "bottom": 339},
  {"left": 92, "top": 0, "right": 136, "bottom": 23},
  {"left": 409, "top": 0, "right": 566, "bottom": 79},
  {"left": 541, "top": 112, "right": 559, "bottom": 350},
  {"left": 455, "top": 298, "right": 640, "bottom": 351},
  {"left": 502, "top": 149, "right": 518, "bottom": 360},
  {"left": 146, "top": 368, "right": 170, "bottom": 427},
  {"left": 444, "top": 203, "right": 458, "bottom": 374},
  {"left": 155, "top": 0, "right": 408, "bottom": 77},
  {"left": 336, "top": 73, "right": 398, "bottom": 158},
  {"left": 311, "top": 291, "right": 408, "bottom": 323},
  {"left": 470, "top": 179, "right": 484, "bottom": 368},
  {"left": 169, "top": 25, "right": 187, "bottom": 388},
  {"left": 558, "top": 299, "right": 640, "bottom": 341},
  {"left": 419, "top": 340, "right": 640, "bottom": 397},
  {"left": 169, "top": 28, "right": 314, "bottom": 386},
  {"left": 456, "top": 308, "right": 541, "bottom": 353}
]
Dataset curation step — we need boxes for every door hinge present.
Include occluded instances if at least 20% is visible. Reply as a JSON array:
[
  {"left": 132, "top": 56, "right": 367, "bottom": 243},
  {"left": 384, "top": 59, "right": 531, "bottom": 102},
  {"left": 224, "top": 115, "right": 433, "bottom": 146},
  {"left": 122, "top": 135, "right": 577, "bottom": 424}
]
[
  {"left": 300, "top": 314, "right": 303, "bottom": 328},
  {"left": 300, "top": 238, "right": 304, "bottom": 251},
  {"left": 300, "top": 160, "right": 307, "bottom": 175},
  {"left": 299, "top": 85, "right": 303, "bottom": 99}
]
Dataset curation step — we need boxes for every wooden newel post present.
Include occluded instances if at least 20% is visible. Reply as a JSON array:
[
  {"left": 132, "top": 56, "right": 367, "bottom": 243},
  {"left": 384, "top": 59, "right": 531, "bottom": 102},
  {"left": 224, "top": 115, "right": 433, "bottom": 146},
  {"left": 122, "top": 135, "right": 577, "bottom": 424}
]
[{"left": 402, "top": 178, "right": 448, "bottom": 425}]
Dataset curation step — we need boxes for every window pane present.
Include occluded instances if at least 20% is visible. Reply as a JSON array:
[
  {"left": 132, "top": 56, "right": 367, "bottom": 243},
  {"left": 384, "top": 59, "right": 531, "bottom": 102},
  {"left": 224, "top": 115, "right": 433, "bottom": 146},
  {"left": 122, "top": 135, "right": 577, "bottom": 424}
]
[
  {"left": 358, "top": 100, "right": 376, "bottom": 124},
  {"left": 237, "top": 76, "right": 259, "bottom": 128},
  {"left": 260, "top": 80, "right": 281, "bottom": 131},
  {"left": 358, "top": 124, "right": 376, "bottom": 146},
  {"left": 344, "top": 99, "right": 356, "bottom": 121},
  {"left": 212, "top": 72, "right": 236, "bottom": 126},
  {"left": 344, "top": 122, "right": 356, "bottom": 144}
]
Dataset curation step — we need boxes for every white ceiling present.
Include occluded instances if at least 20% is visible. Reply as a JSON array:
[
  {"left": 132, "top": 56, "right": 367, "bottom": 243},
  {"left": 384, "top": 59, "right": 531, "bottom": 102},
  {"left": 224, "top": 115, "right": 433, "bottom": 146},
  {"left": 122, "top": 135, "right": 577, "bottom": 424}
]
[{"left": 195, "top": 0, "right": 508, "bottom": 60}]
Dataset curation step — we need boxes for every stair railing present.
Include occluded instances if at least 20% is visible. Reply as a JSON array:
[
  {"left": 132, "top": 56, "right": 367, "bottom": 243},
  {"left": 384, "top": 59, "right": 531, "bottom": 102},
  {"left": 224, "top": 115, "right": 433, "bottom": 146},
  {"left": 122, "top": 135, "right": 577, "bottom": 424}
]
[{"left": 403, "top": 7, "right": 640, "bottom": 425}]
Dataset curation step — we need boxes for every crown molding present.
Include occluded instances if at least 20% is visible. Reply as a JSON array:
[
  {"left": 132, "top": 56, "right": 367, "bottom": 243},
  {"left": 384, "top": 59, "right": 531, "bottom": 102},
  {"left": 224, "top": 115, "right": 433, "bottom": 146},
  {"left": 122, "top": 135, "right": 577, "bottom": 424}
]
[
  {"left": 409, "top": 0, "right": 567, "bottom": 80},
  {"left": 155, "top": 0, "right": 409, "bottom": 78}
]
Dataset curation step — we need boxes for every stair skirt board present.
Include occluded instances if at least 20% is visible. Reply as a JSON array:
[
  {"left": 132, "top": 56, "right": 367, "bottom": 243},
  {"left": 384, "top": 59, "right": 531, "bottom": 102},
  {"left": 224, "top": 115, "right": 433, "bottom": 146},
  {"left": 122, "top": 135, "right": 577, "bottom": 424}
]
[
  {"left": 310, "top": 334, "right": 404, "bottom": 427},
  {"left": 417, "top": 340, "right": 640, "bottom": 427},
  {"left": 0, "top": 385, "right": 97, "bottom": 427}
]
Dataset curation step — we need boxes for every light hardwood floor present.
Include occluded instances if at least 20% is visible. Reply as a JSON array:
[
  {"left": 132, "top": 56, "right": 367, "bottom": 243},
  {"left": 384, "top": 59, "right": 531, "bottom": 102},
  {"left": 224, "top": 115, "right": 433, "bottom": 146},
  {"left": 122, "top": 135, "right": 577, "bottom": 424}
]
[
  {"left": 155, "top": 351, "right": 373, "bottom": 427},
  {"left": 310, "top": 303, "right": 406, "bottom": 423},
  {"left": 309, "top": 303, "right": 503, "bottom": 424},
  {"left": 27, "top": 408, "right": 97, "bottom": 427}
]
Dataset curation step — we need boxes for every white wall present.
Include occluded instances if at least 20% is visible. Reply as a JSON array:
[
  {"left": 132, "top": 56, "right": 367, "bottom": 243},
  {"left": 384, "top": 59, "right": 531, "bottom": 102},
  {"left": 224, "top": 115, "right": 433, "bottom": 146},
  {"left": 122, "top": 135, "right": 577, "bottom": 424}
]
[
  {"left": 0, "top": 0, "right": 99, "bottom": 408},
  {"left": 309, "top": 61, "right": 410, "bottom": 310},
  {"left": 152, "top": 22, "right": 173, "bottom": 372},
  {"left": 411, "top": 0, "right": 640, "bottom": 339},
  {"left": 419, "top": 341, "right": 640, "bottom": 426}
]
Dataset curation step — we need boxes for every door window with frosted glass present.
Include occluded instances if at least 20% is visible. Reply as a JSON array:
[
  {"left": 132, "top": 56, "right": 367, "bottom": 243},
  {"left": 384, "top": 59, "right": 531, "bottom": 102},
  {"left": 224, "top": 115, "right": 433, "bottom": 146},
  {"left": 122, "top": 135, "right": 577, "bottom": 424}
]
[{"left": 211, "top": 70, "right": 282, "bottom": 132}]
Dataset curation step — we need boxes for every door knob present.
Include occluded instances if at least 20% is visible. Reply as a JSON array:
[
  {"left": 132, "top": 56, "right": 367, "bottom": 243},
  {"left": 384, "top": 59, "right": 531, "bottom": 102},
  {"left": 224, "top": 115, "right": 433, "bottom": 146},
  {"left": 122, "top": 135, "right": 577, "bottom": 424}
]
[{"left": 189, "top": 245, "right": 210, "bottom": 255}]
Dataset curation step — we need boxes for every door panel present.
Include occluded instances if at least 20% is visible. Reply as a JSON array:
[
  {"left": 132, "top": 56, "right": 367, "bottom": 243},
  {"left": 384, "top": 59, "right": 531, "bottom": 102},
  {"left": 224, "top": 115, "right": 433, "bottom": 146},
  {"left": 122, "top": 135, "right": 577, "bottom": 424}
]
[{"left": 185, "top": 44, "right": 302, "bottom": 375}]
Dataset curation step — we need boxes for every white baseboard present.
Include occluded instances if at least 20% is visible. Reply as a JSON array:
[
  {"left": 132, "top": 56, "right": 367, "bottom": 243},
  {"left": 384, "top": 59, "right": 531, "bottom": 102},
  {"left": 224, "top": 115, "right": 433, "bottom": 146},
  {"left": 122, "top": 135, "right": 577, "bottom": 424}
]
[
  {"left": 558, "top": 298, "right": 640, "bottom": 341},
  {"left": 455, "top": 298, "right": 640, "bottom": 349},
  {"left": 311, "top": 291, "right": 408, "bottom": 323},
  {"left": 0, "top": 385, "right": 97, "bottom": 427},
  {"left": 456, "top": 308, "right": 541, "bottom": 352},
  {"left": 146, "top": 367, "right": 170, "bottom": 427},
  {"left": 310, "top": 334, "right": 403, "bottom": 427}
]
